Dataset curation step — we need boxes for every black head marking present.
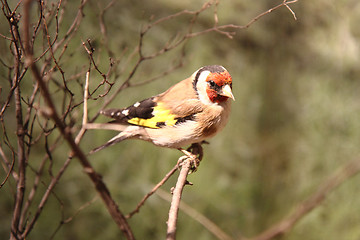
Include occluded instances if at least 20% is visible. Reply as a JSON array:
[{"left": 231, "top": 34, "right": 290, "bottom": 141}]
[
  {"left": 208, "top": 80, "right": 222, "bottom": 92},
  {"left": 193, "top": 65, "right": 226, "bottom": 92}
]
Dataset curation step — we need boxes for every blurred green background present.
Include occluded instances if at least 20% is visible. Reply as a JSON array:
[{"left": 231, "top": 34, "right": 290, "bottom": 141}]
[{"left": 1, "top": 0, "right": 360, "bottom": 239}]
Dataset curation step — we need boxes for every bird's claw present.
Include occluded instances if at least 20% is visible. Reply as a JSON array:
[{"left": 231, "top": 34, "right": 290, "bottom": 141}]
[
  {"left": 177, "top": 153, "right": 200, "bottom": 173},
  {"left": 177, "top": 143, "right": 204, "bottom": 173}
]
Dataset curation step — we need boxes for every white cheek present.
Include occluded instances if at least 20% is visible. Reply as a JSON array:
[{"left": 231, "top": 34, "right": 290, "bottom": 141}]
[{"left": 196, "top": 71, "right": 213, "bottom": 105}]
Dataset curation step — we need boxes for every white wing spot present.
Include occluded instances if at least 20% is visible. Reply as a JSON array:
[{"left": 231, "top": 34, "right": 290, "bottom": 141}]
[
  {"left": 133, "top": 102, "right": 141, "bottom": 107},
  {"left": 116, "top": 112, "right": 121, "bottom": 116},
  {"left": 111, "top": 112, "right": 115, "bottom": 116},
  {"left": 122, "top": 109, "right": 129, "bottom": 116}
]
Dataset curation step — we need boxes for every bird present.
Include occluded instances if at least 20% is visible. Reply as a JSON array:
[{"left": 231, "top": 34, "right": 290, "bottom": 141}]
[{"left": 90, "top": 65, "right": 234, "bottom": 159}]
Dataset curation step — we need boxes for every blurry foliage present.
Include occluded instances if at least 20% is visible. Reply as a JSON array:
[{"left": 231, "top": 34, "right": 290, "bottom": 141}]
[{"left": 1, "top": 0, "right": 360, "bottom": 239}]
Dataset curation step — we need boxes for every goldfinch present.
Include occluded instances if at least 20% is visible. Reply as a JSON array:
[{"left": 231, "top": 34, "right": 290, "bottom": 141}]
[{"left": 91, "top": 65, "right": 234, "bottom": 154}]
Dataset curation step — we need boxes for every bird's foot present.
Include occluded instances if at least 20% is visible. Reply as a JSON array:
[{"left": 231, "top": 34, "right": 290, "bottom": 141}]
[
  {"left": 177, "top": 143, "right": 204, "bottom": 173},
  {"left": 187, "top": 142, "right": 204, "bottom": 161},
  {"left": 177, "top": 151, "right": 199, "bottom": 173}
]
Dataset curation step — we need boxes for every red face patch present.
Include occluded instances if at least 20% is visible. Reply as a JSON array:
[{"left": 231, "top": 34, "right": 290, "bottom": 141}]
[
  {"left": 206, "top": 71, "right": 232, "bottom": 103},
  {"left": 208, "top": 71, "right": 232, "bottom": 87},
  {"left": 206, "top": 88, "right": 229, "bottom": 103}
]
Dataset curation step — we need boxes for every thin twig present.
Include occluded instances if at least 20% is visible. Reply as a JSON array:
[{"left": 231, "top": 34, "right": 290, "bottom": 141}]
[
  {"left": 0, "top": 146, "right": 15, "bottom": 187},
  {"left": 93, "top": 0, "right": 298, "bottom": 117},
  {"left": 10, "top": 14, "right": 27, "bottom": 239},
  {"left": 22, "top": 155, "right": 72, "bottom": 238},
  {"left": 284, "top": 0, "right": 298, "bottom": 20},
  {"left": 130, "top": 58, "right": 184, "bottom": 88},
  {"left": 157, "top": 188, "right": 233, "bottom": 240},
  {"left": 42, "top": 7, "right": 73, "bottom": 96},
  {"left": 18, "top": 135, "right": 62, "bottom": 229},
  {"left": 126, "top": 165, "right": 178, "bottom": 219},
  {"left": 251, "top": 158, "right": 360, "bottom": 240},
  {"left": 98, "top": 0, "right": 116, "bottom": 56},
  {"left": 166, "top": 159, "right": 191, "bottom": 240},
  {"left": 49, "top": 196, "right": 97, "bottom": 240},
  {"left": 22, "top": 1, "right": 134, "bottom": 239},
  {"left": 74, "top": 70, "right": 90, "bottom": 144},
  {"left": 187, "top": 0, "right": 298, "bottom": 39}
]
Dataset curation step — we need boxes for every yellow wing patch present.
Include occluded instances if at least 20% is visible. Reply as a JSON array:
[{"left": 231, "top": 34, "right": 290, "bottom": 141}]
[{"left": 127, "top": 103, "right": 177, "bottom": 129}]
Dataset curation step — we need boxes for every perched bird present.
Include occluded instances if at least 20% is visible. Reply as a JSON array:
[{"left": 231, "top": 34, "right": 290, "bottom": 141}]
[{"left": 91, "top": 65, "right": 234, "bottom": 155}]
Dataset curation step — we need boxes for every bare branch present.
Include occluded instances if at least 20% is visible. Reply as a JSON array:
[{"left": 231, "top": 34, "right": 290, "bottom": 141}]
[
  {"left": 0, "top": 146, "right": 15, "bottom": 187},
  {"left": 22, "top": 156, "right": 73, "bottom": 237},
  {"left": 166, "top": 159, "right": 191, "bottom": 240},
  {"left": 50, "top": 196, "right": 98, "bottom": 239},
  {"left": 187, "top": 0, "right": 298, "bottom": 39},
  {"left": 98, "top": 0, "right": 116, "bottom": 56},
  {"left": 251, "top": 158, "right": 360, "bottom": 240},
  {"left": 157, "top": 189, "right": 233, "bottom": 240},
  {"left": 0, "top": 0, "right": 302, "bottom": 238},
  {"left": 284, "top": 0, "right": 298, "bottom": 20},
  {"left": 42, "top": 5, "right": 73, "bottom": 96},
  {"left": 126, "top": 165, "right": 178, "bottom": 219},
  {"left": 22, "top": 0, "right": 134, "bottom": 239},
  {"left": 10, "top": 15, "right": 27, "bottom": 240},
  {"left": 94, "top": 0, "right": 298, "bottom": 115},
  {"left": 18, "top": 135, "right": 62, "bottom": 229},
  {"left": 74, "top": 70, "right": 90, "bottom": 144}
]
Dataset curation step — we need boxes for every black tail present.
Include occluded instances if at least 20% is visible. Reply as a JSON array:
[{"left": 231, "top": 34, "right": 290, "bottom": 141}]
[{"left": 89, "top": 134, "right": 128, "bottom": 154}]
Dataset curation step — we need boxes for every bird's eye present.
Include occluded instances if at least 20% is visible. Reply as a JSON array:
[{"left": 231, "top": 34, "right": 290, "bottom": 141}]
[{"left": 208, "top": 80, "right": 216, "bottom": 87}]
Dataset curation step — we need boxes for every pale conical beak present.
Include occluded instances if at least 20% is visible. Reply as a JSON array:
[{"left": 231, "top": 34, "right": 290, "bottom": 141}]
[{"left": 221, "top": 84, "right": 235, "bottom": 101}]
